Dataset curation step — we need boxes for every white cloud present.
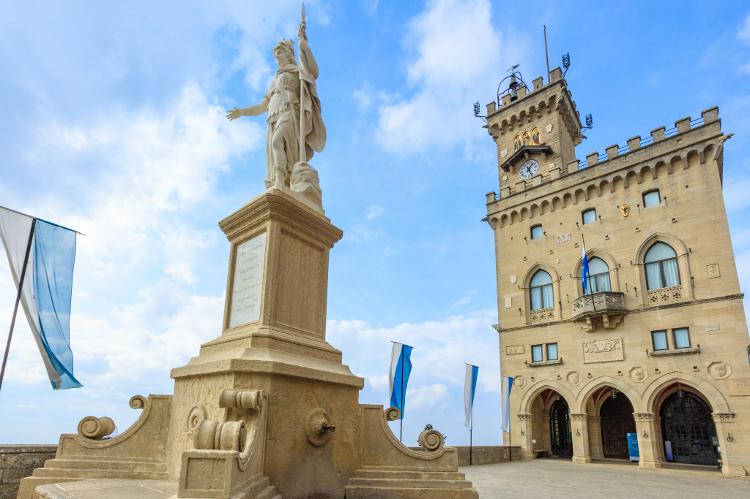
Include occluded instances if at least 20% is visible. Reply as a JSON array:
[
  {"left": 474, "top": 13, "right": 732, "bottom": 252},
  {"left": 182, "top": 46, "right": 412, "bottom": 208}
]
[
  {"left": 365, "top": 204, "right": 385, "bottom": 221},
  {"left": 1, "top": 83, "right": 260, "bottom": 388},
  {"left": 738, "top": 14, "right": 750, "bottom": 43},
  {"left": 407, "top": 383, "right": 449, "bottom": 411},
  {"left": 372, "top": 0, "right": 524, "bottom": 155}
]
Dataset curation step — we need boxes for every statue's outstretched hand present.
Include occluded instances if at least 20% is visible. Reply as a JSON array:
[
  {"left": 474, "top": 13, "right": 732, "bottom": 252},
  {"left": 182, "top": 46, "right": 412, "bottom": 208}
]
[{"left": 226, "top": 108, "right": 242, "bottom": 120}]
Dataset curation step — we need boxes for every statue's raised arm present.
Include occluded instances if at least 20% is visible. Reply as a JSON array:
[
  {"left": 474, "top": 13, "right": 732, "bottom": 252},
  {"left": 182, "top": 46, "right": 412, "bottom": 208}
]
[{"left": 225, "top": 4, "right": 325, "bottom": 212}]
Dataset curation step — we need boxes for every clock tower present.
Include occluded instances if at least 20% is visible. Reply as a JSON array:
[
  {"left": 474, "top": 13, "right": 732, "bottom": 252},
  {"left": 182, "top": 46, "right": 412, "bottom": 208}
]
[{"left": 483, "top": 67, "right": 583, "bottom": 196}]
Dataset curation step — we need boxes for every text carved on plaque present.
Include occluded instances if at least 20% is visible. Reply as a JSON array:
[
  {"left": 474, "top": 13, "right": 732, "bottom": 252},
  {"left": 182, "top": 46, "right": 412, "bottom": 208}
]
[{"left": 229, "top": 232, "right": 267, "bottom": 328}]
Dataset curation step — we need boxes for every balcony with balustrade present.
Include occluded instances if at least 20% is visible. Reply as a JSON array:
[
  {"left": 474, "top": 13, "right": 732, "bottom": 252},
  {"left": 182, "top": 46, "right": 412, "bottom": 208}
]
[{"left": 571, "top": 291, "right": 627, "bottom": 332}]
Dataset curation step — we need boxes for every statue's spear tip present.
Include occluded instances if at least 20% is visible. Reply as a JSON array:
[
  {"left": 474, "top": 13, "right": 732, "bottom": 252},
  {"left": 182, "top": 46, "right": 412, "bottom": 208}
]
[{"left": 301, "top": 2, "right": 305, "bottom": 20}]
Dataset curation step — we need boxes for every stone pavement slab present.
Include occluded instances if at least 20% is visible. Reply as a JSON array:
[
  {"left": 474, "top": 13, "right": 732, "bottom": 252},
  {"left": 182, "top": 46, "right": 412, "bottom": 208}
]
[
  {"left": 461, "top": 459, "right": 750, "bottom": 499},
  {"left": 34, "top": 479, "right": 177, "bottom": 499}
]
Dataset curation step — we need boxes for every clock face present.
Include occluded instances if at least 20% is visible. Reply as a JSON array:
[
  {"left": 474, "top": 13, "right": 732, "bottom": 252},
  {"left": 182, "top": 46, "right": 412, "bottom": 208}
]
[{"left": 519, "top": 159, "right": 540, "bottom": 180}]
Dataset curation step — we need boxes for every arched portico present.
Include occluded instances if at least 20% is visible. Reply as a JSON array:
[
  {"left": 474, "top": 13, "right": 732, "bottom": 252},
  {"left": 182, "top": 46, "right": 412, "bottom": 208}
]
[
  {"left": 635, "top": 373, "right": 734, "bottom": 473},
  {"left": 577, "top": 378, "right": 639, "bottom": 461},
  {"left": 517, "top": 382, "right": 579, "bottom": 461}
]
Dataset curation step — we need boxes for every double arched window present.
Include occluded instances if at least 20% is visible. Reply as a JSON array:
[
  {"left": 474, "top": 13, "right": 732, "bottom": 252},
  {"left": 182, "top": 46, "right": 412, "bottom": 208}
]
[
  {"left": 644, "top": 242, "right": 680, "bottom": 290},
  {"left": 585, "top": 257, "right": 611, "bottom": 294},
  {"left": 529, "top": 270, "right": 554, "bottom": 310}
]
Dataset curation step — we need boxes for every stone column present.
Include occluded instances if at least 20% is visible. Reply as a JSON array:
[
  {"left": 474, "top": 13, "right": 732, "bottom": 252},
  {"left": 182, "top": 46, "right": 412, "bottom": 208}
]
[
  {"left": 588, "top": 416, "right": 603, "bottom": 459},
  {"left": 517, "top": 413, "right": 534, "bottom": 459},
  {"left": 712, "top": 412, "right": 744, "bottom": 477},
  {"left": 570, "top": 413, "right": 591, "bottom": 464},
  {"left": 634, "top": 412, "right": 661, "bottom": 469}
]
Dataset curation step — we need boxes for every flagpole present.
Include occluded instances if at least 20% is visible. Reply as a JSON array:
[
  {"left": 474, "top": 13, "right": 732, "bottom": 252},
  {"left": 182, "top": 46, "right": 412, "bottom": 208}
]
[
  {"left": 469, "top": 410, "right": 473, "bottom": 466},
  {"left": 399, "top": 350, "right": 404, "bottom": 443},
  {"left": 0, "top": 218, "right": 36, "bottom": 392}
]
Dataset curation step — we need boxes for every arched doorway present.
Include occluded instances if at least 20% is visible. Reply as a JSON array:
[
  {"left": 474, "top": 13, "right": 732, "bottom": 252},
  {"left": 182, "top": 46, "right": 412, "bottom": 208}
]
[
  {"left": 600, "top": 394, "right": 635, "bottom": 459},
  {"left": 550, "top": 398, "right": 572, "bottom": 457},
  {"left": 659, "top": 391, "right": 718, "bottom": 466}
]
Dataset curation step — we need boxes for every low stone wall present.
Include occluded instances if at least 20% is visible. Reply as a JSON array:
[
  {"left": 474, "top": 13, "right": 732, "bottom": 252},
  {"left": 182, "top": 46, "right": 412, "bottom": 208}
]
[
  {"left": 0, "top": 445, "right": 57, "bottom": 499},
  {"left": 454, "top": 445, "right": 521, "bottom": 467}
]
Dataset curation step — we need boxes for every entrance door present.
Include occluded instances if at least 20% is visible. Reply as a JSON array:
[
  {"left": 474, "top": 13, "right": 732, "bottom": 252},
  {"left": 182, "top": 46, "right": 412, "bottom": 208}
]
[
  {"left": 660, "top": 392, "right": 718, "bottom": 466},
  {"left": 550, "top": 399, "right": 572, "bottom": 457},
  {"left": 600, "top": 395, "right": 636, "bottom": 459}
]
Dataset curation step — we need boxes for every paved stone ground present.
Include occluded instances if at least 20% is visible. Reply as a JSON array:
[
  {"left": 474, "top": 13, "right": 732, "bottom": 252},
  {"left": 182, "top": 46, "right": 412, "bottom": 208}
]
[{"left": 461, "top": 458, "right": 750, "bottom": 499}]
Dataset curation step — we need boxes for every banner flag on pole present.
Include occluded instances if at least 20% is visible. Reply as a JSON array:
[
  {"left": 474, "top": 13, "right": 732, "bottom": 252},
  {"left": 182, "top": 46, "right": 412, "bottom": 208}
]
[
  {"left": 388, "top": 342, "right": 413, "bottom": 419},
  {"left": 0, "top": 207, "right": 82, "bottom": 389},
  {"left": 464, "top": 363, "right": 479, "bottom": 428},
  {"left": 581, "top": 242, "right": 590, "bottom": 293},
  {"left": 501, "top": 375, "right": 514, "bottom": 433}
]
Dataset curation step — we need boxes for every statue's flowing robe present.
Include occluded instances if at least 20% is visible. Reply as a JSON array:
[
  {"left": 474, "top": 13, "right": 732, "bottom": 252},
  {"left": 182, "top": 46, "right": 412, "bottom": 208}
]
[{"left": 298, "top": 38, "right": 326, "bottom": 160}]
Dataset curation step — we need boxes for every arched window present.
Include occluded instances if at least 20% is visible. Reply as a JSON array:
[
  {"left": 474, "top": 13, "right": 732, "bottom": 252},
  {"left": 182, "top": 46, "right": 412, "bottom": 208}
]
[
  {"left": 530, "top": 270, "right": 554, "bottom": 310},
  {"left": 585, "top": 257, "right": 611, "bottom": 294},
  {"left": 644, "top": 242, "right": 680, "bottom": 290}
]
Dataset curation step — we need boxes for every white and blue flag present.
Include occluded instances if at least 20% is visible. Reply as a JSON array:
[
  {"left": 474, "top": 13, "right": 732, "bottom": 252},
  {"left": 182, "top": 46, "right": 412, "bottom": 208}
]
[
  {"left": 389, "top": 342, "right": 413, "bottom": 419},
  {"left": 464, "top": 363, "right": 479, "bottom": 428},
  {"left": 501, "top": 375, "right": 514, "bottom": 433},
  {"left": 0, "top": 207, "right": 82, "bottom": 390},
  {"left": 581, "top": 243, "right": 590, "bottom": 294}
]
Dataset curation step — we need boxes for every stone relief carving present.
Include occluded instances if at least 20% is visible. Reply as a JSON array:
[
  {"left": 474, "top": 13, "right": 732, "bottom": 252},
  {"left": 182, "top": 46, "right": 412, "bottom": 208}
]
[
  {"left": 505, "top": 345, "right": 525, "bottom": 355},
  {"left": 629, "top": 366, "right": 647, "bottom": 383},
  {"left": 582, "top": 338, "right": 624, "bottom": 364},
  {"left": 712, "top": 413, "right": 735, "bottom": 423},
  {"left": 514, "top": 375, "right": 526, "bottom": 388},
  {"left": 707, "top": 361, "right": 732, "bottom": 379},
  {"left": 647, "top": 285, "right": 683, "bottom": 304},
  {"left": 706, "top": 263, "right": 721, "bottom": 279},
  {"left": 633, "top": 412, "right": 654, "bottom": 422},
  {"left": 566, "top": 371, "right": 581, "bottom": 386},
  {"left": 618, "top": 204, "right": 630, "bottom": 217}
]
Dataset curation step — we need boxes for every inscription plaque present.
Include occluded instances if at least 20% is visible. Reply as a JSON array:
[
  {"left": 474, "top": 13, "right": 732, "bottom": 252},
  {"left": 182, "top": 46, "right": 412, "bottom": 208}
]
[{"left": 228, "top": 232, "right": 267, "bottom": 328}]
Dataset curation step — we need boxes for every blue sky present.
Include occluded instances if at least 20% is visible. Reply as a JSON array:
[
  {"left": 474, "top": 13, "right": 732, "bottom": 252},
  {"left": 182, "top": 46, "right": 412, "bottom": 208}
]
[{"left": 0, "top": 0, "right": 749, "bottom": 447}]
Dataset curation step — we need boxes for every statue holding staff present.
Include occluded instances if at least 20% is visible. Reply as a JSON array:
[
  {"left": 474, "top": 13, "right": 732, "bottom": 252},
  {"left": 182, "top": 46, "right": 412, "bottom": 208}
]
[{"left": 227, "top": 6, "right": 325, "bottom": 207}]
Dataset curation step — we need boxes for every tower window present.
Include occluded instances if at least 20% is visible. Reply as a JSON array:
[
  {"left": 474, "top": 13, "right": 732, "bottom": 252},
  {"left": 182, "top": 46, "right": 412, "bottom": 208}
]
[
  {"left": 546, "top": 343, "right": 558, "bottom": 361},
  {"left": 531, "top": 344, "right": 544, "bottom": 363},
  {"left": 584, "top": 257, "right": 611, "bottom": 294},
  {"left": 673, "top": 327, "right": 691, "bottom": 349},
  {"left": 582, "top": 209, "right": 597, "bottom": 225},
  {"left": 651, "top": 330, "right": 668, "bottom": 351},
  {"left": 643, "top": 190, "right": 661, "bottom": 208},
  {"left": 529, "top": 270, "right": 554, "bottom": 310},
  {"left": 530, "top": 224, "right": 544, "bottom": 240},
  {"left": 644, "top": 242, "right": 680, "bottom": 290}
]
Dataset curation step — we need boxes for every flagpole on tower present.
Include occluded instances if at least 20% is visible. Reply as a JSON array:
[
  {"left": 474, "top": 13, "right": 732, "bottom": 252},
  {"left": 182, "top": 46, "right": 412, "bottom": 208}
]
[{"left": 0, "top": 219, "right": 36, "bottom": 392}]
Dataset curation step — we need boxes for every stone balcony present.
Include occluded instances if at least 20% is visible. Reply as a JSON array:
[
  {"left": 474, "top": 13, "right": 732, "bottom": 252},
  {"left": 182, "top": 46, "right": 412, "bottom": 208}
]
[{"left": 571, "top": 292, "right": 627, "bottom": 332}]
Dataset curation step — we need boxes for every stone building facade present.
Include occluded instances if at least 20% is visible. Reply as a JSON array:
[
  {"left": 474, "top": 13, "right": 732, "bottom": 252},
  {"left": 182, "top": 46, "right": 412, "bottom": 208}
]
[{"left": 483, "top": 67, "right": 750, "bottom": 476}]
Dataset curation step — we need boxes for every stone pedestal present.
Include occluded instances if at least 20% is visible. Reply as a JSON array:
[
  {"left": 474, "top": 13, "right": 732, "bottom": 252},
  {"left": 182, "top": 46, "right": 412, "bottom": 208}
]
[{"left": 167, "top": 188, "right": 364, "bottom": 497}]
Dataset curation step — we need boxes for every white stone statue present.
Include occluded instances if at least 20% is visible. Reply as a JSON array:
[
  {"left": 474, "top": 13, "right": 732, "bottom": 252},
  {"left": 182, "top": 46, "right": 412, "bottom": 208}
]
[{"left": 227, "top": 6, "right": 325, "bottom": 207}]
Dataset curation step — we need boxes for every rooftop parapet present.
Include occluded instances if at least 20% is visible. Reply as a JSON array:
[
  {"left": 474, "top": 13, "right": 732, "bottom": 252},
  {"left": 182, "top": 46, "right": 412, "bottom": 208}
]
[{"left": 576, "top": 108, "right": 719, "bottom": 169}]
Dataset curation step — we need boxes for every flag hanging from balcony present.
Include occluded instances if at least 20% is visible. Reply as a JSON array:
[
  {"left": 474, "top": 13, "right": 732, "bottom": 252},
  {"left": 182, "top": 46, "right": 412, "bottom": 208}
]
[
  {"left": 501, "top": 375, "right": 514, "bottom": 433},
  {"left": 389, "top": 341, "right": 413, "bottom": 419},
  {"left": 0, "top": 206, "right": 82, "bottom": 390},
  {"left": 581, "top": 243, "right": 590, "bottom": 293},
  {"left": 464, "top": 363, "right": 479, "bottom": 428}
]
